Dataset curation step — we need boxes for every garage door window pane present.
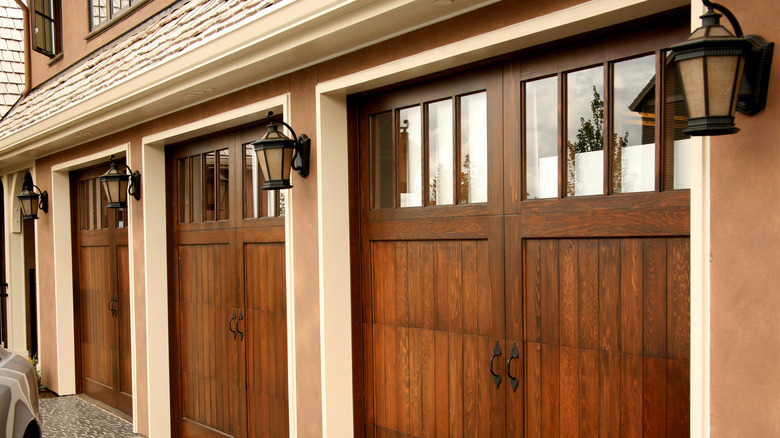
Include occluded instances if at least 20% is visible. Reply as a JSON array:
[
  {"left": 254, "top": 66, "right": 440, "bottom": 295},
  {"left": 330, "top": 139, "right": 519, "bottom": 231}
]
[
  {"left": 428, "top": 99, "right": 453, "bottom": 206},
  {"left": 612, "top": 55, "right": 656, "bottom": 193},
  {"left": 399, "top": 106, "right": 422, "bottom": 207},
  {"left": 459, "top": 92, "right": 487, "bottom": 204},
  {"left": 371, "top": 112, "right": 394, "bottom": 209},
  {"left": 566, "top": 66, "right": 604, "bottom": 196},
  {"left": 525, "top": 77, "right": 558, "bottom": 199}
]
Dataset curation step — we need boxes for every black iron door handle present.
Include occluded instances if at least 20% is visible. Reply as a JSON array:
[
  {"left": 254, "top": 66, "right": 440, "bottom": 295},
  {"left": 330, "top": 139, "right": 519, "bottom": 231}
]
[
  {"left": 507, "top": 343, "right": 520, "bottom": 392},
  {"left": 490, "top": 341, "right": 502, "bottom": 389},
  {"left": 229, "top": 310, "right": 237, "bottom": 340},
  {"left": 236, "top": 311, "right": 244, "bottom": 341},
  {"left": 108, "top": 296, "right": 117, "bottom": 317}
]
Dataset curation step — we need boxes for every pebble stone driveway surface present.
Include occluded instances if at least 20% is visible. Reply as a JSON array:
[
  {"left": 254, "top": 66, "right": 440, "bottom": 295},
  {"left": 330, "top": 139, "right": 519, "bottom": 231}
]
[{"left": 40, "top": 395, "right": 144, "bottom": 437}]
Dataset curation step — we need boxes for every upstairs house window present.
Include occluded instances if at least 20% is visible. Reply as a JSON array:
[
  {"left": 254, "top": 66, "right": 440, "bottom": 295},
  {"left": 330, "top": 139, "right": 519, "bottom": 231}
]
[
  {"left": 90, "top": 0, "right": 136, "bottom": 30},
  {"left": 32, "top": 0, "right": 60, "bottom": 56}
]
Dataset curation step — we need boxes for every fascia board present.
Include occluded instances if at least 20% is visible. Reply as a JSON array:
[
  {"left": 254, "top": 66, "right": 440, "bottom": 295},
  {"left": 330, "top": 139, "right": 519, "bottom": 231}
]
[{"left": 0, "top": 0, "right": 494, "bottom": 162}]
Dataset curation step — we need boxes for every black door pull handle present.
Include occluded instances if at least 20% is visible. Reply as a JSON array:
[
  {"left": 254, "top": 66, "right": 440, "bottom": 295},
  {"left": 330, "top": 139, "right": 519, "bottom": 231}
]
[
  {"left": 490, "top": 341, "right": 502, "bottom": 389},
  {"left": 108, "top": 296, "right": 117, "bottom": 317},
  {"left": 507, "top": 343, "right": 520, "bottom": 392},
  {"left": 229, "top": 310, "right": 237, "bottom": 340},
  {"left": 236, "top": 311, "right": 244, "bottom": 341}
]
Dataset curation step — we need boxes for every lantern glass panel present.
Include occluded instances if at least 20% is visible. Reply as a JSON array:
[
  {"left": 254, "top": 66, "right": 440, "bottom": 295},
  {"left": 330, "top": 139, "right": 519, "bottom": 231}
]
[
  {"left": 678, "top": 57, "right": 706, "bottom": 118},
  {"left": 707, "top": 55, "right": 744, "bottom": 115},
  {"left": 19, "top": 193, "right": 37, "bottom": 219}
]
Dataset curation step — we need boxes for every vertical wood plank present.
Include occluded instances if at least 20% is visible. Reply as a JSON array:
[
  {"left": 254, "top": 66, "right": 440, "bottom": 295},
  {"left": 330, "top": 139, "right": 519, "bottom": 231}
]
[
  {"left": 579, "top": 349, "right": 599, "bottom": 437},
  {"left": 541, "top": 344, "right": 560, "bottom": 438},
  {"left": 559, "top": 239, "right": 579, "bottom": 348},
  {"left": 397, "top": 327, "right": 411, "bottom": 434},
  {"left": 598, "top": 351, "right": 620, "bottom": 437},
  {"left": 666, "top": 359, "right": 690, "bottom": 438},
  {"left": 667, "top": 238, "right": 690, "bottom": 362},
  {"left": 505, "top": 217, "right": 523, "bottom": 342},
  {"left": 599, "top": 239, "right": 619, "bottom": 352},
  {"left": 409, "top": 329, "right": 423, "bottom": 436},
  {"left": 503, "top": 339, "right": 518, "bottom": 438},
  {"left": 526, "top": 342, "right": 542, "bottom": 438},
  {"left": 559, "top": 346, "right": 579, "bottom": 437},
  {"left": 436, "top": 241, "right": 463, "bottom": 333},
  {"left": 462, "top": 241, "right": 479, "bottom": 336},
  {"left": 435, "top": 331, "right": 449, "bottom": 437},
  {"left": 462, "top": 335, "right": 478, "bottom": 437},
  {"left": 364, "top": 324, "right": 376, "bottom": 429},
  {"left": 541, "top": 240, "right": 559, "bottom": 345},
  {"left": 620, "top": 239, "right": 643, "bottom": 355},
  {"left": 395, "top": 242, "right": 410, "bottom": 328},
  {"left": 578, "top": 240, "right": 599, "bottom": 350},
  {"left": 449, "top": 333, "right": 463, "bottom": 438},
  {"left": 422, "top": 330, "right": 436, "bottom": 438},
  {"left": 526, "top": 240, "right": 542, "bottom": 343},
  {"left": 643, "top": 239, "right": 667, "bottom": 358},
  {"left": 643, "top": 357, "right": 667, "bottom": 438},
  {"left": 620, "top": 354, "right": 642, "bottom": 437},
  {"left": 408, "top": 241, "right": 435, "bottom": 330}
]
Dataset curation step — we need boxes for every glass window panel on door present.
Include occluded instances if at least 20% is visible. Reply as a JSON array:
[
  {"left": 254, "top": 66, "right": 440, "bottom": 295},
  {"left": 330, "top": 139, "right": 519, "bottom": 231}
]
[
  {"left": 566, "top": 66, "right": 604, "bottom": 197},
  {"left": 428, "top": 99, "right": 454, "bottom": 206},
  {"left": 398, "top": 106, "right": 422, "bottom": 208},
  {"left": 243, "top": 143, "right": 282, "bottom": 219},
  {"left": 663, "top": 51, "right": 691, "bottom": 190},
  {"left": 459, "top": 92, "right": 488, "bottom": 204},
  {"left": 611, "top": 54, "right": 656, "bottom": 193},
  {"left": 525, "top": 76, "right": 559, "bottom": 199},
  {"left": 371, "top": 112, "right": 394, "bottom": 209}
]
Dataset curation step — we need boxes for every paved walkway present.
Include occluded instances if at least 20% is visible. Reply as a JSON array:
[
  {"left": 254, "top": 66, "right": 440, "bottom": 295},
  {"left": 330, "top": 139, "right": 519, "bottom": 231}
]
[{"left": 40, "top": 395, "right": 145, "bottom": 437}]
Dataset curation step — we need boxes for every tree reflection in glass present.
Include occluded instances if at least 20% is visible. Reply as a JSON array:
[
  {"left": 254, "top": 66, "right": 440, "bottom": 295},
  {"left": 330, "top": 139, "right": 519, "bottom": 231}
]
[
  {"left": 525, "top": 76, "right": 558, "bottom": 199},
  {"left": 612, "top": 54, "right": 656, "bottom": 193},
  {"left": 566, "top": 66, "right": 604, "bottom": 196}
]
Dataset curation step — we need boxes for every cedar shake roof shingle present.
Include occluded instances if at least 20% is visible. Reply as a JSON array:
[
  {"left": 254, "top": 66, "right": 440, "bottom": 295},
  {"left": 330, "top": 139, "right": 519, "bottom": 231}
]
[
  {"left": 0, "top": 0, "right": 24, "bottom": 118},
  {"left": 0, "top": 0, "right": 274, "bottom": 139}
]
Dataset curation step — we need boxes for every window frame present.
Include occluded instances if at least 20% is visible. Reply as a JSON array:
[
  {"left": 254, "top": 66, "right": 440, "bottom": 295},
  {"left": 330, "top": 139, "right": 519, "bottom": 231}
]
[
  {"left": 87, "top": 0, "right": 149, "bottom": 35},
  {"left": 31, "top": 0, "right": 61, "bottom": 57}
]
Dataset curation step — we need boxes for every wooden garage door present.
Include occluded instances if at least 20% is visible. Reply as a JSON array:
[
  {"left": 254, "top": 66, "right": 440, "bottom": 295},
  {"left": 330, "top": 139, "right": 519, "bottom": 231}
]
[
  {"left": 169, "top": 124, "right": 289, "bottom": 438},
  {"left": 354, "top": 16, "right": 691, "bottom": 437},
  {"left": 72, "top": 165, "right": 132, "bottom": 415}
]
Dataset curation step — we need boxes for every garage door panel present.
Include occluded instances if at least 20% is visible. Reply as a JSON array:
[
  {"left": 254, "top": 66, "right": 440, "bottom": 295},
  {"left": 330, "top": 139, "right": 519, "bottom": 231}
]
[{"left": 523, "top": 237, "right": 690, "bottom": 436}]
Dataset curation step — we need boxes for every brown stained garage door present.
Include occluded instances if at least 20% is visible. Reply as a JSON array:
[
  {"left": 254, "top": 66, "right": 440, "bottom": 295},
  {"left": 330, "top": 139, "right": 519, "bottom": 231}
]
[
  {"left": 169, "top": 124, "right": 289, "bottom": 438},
  {"left": 72, "top": 164, "right": 132, "bottom": 415},
  {"left": 354, "top": 16, "right": 691, "bottom": 437}
]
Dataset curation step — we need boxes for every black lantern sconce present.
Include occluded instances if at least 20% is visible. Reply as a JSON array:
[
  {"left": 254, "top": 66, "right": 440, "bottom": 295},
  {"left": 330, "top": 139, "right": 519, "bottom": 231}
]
[
  {"left": 17, "top": 173, "right": 48, "bottom": 220},
  {"left": 251, "top": 111, "right": 310, "bottom": 190},
  {"left": 100, "top": 155, "right": 141, "bottom": 209},
  {"left": 671, "top": 0, "right": 774, "bottom": 136}
]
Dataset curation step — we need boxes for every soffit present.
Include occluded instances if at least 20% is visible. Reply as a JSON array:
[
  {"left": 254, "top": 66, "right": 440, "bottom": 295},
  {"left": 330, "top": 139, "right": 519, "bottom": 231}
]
[{"left": 0, "top": 0, "right": 498, "bottom": 170}]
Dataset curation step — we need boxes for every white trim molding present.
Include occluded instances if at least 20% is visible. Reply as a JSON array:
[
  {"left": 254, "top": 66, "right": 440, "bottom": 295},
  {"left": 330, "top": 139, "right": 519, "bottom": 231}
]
[{"left": 141, "top": 95, "right": 291, "bottom": 438}]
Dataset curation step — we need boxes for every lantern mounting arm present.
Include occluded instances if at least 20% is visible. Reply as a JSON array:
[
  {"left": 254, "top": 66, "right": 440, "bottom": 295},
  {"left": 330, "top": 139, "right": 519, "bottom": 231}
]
[
  {"left": 702, "top": 0, "right": 743, "bottom": 37},
  {"left": 108, "top": 155, "right": 142, "bottom": 201},
  {"left": 266, "top": 111, "right": 310, "bottom": 178}
]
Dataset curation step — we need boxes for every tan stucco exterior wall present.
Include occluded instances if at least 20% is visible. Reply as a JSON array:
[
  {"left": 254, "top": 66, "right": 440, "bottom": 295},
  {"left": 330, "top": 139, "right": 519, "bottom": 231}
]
[{"left": 710, "top": 1, "right": 780, "bottom": 436}]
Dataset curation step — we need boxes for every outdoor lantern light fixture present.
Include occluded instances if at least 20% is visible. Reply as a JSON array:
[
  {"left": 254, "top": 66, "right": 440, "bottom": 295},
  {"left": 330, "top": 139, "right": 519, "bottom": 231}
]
[
  {"left": 251, "top": 111, "right": 310, "bottom": 190},
  {"left": 671, "top": 0, "right": 774, "bottom": 136},
  {"left": 100, "top": 155, "right": 141, "bottom": 209},
  {"left": 17, "top": 173, "right": 47, "bottom": 220}
]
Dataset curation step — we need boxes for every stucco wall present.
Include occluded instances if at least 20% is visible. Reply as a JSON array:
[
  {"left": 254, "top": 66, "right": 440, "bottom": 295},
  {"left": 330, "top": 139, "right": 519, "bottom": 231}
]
[{"left": 709, "top": 1, "right": 780, "bottom": 436}]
